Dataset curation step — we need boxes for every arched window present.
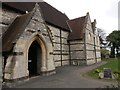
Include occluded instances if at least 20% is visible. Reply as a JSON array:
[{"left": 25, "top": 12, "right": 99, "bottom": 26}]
[{"left": 88, "top": 32, "right": 91, "bottom": 40}]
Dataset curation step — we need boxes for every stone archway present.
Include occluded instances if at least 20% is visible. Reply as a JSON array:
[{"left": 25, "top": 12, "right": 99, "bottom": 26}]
[
  {"left": 26, "top": 35, "right": 47, "bottom": 77},
  {"left": 4, "top": 34, "right": 55, "bottom": 80},
  {"left": 28, "top": 40, "right": 42, "bottom": 76}
]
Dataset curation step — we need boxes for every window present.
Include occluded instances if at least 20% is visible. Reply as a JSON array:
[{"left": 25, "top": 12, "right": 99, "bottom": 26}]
[{"left": 88, "top": 32, "right": 91, "bottom": 40}]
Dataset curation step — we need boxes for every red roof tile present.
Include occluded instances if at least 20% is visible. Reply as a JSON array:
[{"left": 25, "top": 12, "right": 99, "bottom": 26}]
[{"left": 67, "top": 16, "right": 86, "bottom": 41}]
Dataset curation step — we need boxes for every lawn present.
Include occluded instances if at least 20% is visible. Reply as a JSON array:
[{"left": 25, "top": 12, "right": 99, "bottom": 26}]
[{"left": 87, "top": 57, "right": 119, "bottom": 80}]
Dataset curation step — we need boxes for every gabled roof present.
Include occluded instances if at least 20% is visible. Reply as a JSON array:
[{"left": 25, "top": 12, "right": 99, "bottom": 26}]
[
  {"left": 2, "top": 12, "right": 33, "bottom": 52},
  {"left": 3, "top": 2, "right": 70, "bottom": 31},
  {"left": 67, "top": 16, "right": 86, "bottom": 41}
]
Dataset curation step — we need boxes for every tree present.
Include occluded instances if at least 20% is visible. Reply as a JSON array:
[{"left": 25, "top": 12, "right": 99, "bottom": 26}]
[
  {"left": 97, "top": 28, "right": 107, "bottom": 46},
  {"left": 100, "top": 48, "right": 110, "bottom": 59},
  {"left": 107, "top": 30, "right": 120, "bottom": 57}
]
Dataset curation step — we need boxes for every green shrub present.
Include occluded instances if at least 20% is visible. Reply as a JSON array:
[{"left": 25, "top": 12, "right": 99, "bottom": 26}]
[
  {"left": 113, "top": 71, "right": 120, "bottom": 74},
  {"left": 95, "top": 69, "right": 101, "bottom": 73},
  {"left": 100, "top": 48, "right": 110, "bottom": 59},
  {"left": 113, "top": 71, "right": 120, "bottom": 80}
]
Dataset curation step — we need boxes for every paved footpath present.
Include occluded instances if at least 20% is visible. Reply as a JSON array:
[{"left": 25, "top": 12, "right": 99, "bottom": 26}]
[
  {"left": 4, "top": 61, "right": 118, "bottom": 88},
  {"left": 0, "top": 59, "right": 2, "bottom": 90}
]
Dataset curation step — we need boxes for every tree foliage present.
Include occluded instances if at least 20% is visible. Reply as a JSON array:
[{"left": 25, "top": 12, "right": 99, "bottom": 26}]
[
  {"left": 97, "top": 28, "right": 106, "bottom": 45},
  {"left": 100, "top": 48, "right": 110, "bottom": 59},
  {"left": 107, "top": 30, "right": 120, "bottom": 57}
]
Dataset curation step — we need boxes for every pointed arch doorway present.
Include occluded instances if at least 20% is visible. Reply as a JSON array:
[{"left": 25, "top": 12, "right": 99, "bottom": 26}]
[{"left": 28, "top": 40, "right": 42, "bottom": 77}]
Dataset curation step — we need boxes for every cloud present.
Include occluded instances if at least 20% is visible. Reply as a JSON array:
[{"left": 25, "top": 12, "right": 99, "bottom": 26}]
[
  {"left": 119, "top": 1, "right": 120, "bottom": 30},
  {"left": 0, "top": 0, "right": 44, "bottom": 2}
]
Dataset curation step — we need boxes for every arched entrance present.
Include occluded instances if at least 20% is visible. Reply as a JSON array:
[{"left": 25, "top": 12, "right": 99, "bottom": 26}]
[{"left": 28, "top": 40, "right": 42, "bottom": 77}]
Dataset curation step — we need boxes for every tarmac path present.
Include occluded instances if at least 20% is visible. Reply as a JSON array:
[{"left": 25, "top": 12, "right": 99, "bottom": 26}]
[
  {"left": 3, "top": 61, "right": 118, "bottom": 88},
  {"left": 0, "top": 58, "right": 2, "bottom": 90}
]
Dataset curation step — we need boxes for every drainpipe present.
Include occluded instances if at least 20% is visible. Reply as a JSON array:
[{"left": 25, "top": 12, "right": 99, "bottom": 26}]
[
  {"left": 83, "top": 13, "right": 88, "bottom": 65},
  {"left": 60, "top": 29, "right": 62, "bottom": 66},
  {"left": 66, "top": 21, "right": 72, "bottom": 65},
  {"left": 94, "top": 36, "right": 97, "bottom": 63},
  {"left": 68, "top": 40, "right": 71, "bottom": 65},
  {"left": 93, "top": 19, "right": 97, "bottom": 63},
  {"left": 84, "top": 32, "right": 87, "bottom": 64}
]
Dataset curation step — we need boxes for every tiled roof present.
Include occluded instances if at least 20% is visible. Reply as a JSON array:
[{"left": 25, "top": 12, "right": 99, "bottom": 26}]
[
  {"left": 67, "top": 16, "right": 86, "bottom": 41},
  {"left": 3, "top": 2, "right": 70, "bottom": 31},
  {"left": 2, "top": 12, "right": 33, "bottom": 52}
]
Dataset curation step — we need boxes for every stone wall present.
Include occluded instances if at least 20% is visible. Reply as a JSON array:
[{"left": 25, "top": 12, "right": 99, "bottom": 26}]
[
  {"left": 85, "top": 15, "right": 96, "bottom": 65},
  {"left": 95, "top": 35, "right": 101, "bottom": 62},
  {"left": 48, "top": 25, "right": 61, "bottom": 67},
  {"left": 69, "top": 40, "right": 86, "bottom": 65},
  {"left": 1, "top": 4, "right": 102, "bottom": 80},
  {"left": 1, "top": 5, "right": 70, "bottom": 69},
  {"left": 85, "top": 14, "right": 101, "bottom": 65},
  {"left": 48, "top": 25, "right": 70, "bottom": 67},
  {"left": 1, "top": 7, "right": 21, "bottom": 36},
  {"left": 3, "top": 5, "right": 56, "bottom": 80},
  {"left": 1, "top": 7, "right": 22, "bottom": 79},
  {"left": 61, "top": 30, "right": 69, "bottom": 66}
]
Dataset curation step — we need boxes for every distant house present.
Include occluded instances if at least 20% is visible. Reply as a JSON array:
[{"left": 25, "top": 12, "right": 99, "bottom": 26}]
[{"left": 1, "top": 2, "right": 101, "bottom": 81}]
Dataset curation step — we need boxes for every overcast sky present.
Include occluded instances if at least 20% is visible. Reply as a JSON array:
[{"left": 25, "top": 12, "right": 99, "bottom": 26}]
[
  {"left": 1, "top": 0, "right": 119, "bottom": 35},
  {"left": 44, "top": 0, "right": 119, "bottom": 35}
]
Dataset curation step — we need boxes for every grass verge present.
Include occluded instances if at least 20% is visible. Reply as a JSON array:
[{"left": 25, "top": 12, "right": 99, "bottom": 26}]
[{"left": 86, "top": 57, "right": 119, "bottom": 80}]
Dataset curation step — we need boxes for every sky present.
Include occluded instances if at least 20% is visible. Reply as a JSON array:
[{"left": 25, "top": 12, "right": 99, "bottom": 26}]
[
  {"left": 44, "top": 0, "right": 119, "bottom": 36},
  {"left": 118, "top": 1, "right": 120, "bottom": 30},
  {"left": 1, "top": 0, "right": 120, "bottom": 35}
]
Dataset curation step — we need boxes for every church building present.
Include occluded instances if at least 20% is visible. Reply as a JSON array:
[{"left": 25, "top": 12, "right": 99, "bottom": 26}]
[{"left": 1, "top": 2, "right": 101, "bottom": 81}]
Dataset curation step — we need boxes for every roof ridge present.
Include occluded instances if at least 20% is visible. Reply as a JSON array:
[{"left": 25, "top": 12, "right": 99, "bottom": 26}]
[{"left": 69, "top": 16, "right": 86, "bottom": 21}]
